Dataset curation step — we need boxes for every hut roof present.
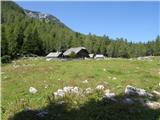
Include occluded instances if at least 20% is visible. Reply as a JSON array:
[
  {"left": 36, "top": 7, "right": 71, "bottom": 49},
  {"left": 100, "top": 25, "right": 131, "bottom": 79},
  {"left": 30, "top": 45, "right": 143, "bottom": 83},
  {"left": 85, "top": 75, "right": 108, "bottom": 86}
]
[
  {"left": 94, "top": 54, "right": 105, "bottom": 58},
  {"left": 63, "top": 47, "right": 87, "bottom": 56},
  {"left": 46, "top": 52, "right": 62, "bottom": 58}
]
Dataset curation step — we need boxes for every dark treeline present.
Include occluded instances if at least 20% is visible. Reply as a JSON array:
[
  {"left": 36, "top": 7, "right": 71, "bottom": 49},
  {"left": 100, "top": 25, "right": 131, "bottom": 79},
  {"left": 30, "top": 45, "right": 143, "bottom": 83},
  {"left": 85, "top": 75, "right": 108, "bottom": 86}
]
[{"left": 1, "top": 1, "right": 160, "bottom": 63}]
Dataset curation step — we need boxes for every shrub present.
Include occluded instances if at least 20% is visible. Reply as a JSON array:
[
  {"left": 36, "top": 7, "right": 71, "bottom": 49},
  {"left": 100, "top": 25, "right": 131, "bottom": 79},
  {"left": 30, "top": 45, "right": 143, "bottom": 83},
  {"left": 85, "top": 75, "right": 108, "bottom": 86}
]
[{"left": 1, "top": 55, "right": 11, "bottom": 63}]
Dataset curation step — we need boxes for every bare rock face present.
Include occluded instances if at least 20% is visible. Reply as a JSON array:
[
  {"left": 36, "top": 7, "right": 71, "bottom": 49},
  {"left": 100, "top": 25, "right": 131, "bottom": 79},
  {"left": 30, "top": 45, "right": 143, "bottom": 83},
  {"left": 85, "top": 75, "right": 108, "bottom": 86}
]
[{"left": 124, "top": 85, "right": 153, "bottom": 97}]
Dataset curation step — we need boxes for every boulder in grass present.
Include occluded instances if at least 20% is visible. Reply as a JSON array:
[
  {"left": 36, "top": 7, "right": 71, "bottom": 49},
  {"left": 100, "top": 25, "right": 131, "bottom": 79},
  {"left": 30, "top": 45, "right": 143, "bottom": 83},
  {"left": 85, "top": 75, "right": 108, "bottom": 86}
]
[
  {"left": 96, "top": 85, "right": 105, "bottom": 90},
  {"left": 29, "top": 87, "right": 38, "bottom": 94},
  {"left": 124, "top": 85, "right": 153, "bottom": 97},
  {"left": 152, "top": 90, "right": 160, "bottom": 97},
  {"left": 143, "top": 101, "right": 160, "bottom": 110},
  {"left": 85, "top": 88, "right": 93, "bottom": 94},
  {"left": 103, "top": 92, "right": 117, "bottom": 102},
  {"left": 54, "top": 89, "right": 65, "bottom": 97},
  {"left": 82, "top": 80, "right": 88, "bottom": 84}
]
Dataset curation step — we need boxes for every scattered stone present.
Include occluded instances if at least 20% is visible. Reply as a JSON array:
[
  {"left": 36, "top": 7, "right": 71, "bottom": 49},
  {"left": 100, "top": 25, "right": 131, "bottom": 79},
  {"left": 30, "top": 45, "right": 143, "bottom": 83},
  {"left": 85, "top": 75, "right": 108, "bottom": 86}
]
[
  {"left": 112, "top": 77, "right": 117, "bottom": 80},
  {"left": 152, "top": 90, "right": 160, "bottom": 97},
  {"left": 85, "top": 88, "right": 93, "bottom": 94},
  {"left": 96, "top": 85, "right": 105, "bottom": 90},
  {"left": 104, "top": 89, "right": 110, "bottom": 94},
  {"left": 123, "top": 98, "right": 134, "bottom": 105},
  {"left": 124, "top": 85, "right": 153, "bottom": 97},
  {"left": 103, "top": 68, "right": 106, "bottom": 71},
  {"left": 43, "top": 80, "right": 46, "bottom": 83},
  {"left": 103, "top": 92, "right": 117, "bottom": 102},
  {"left": 46, "top": 58, "right": 52, "bottom": 61},
  {"left": 29, "top": 87, "right": 38, "bottom": 94},
  {"left": 37, "top": 111, "right": 48, "bottom": 117},
  {"left": 54, "top": 89, "right": 65, "bottom": 97},
  {"left": 54, "top": 86, "right": 82, "bottom": 97},
  {"left": 144, "top": 101, "right": 160, "bottom": 109},
  {"left": 82, "top": 80, "right": 88, "bottom": 84},
  {"left": 45, "top": 85, "right": 48, "bottom": 89}
]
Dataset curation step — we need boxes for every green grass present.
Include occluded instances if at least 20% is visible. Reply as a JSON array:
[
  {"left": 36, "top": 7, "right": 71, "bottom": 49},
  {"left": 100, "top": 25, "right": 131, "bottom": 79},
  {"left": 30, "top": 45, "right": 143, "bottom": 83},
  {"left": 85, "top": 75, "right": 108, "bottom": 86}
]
[{"left": 1, "top": 57, "right": 160, "bottom": 120}]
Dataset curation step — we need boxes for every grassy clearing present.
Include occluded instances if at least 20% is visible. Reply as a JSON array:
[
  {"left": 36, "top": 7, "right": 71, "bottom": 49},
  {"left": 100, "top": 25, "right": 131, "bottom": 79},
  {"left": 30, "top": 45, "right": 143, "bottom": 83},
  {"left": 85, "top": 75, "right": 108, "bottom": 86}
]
[{"left": 1, "top": 57, "right": 160, "bottom": 120}]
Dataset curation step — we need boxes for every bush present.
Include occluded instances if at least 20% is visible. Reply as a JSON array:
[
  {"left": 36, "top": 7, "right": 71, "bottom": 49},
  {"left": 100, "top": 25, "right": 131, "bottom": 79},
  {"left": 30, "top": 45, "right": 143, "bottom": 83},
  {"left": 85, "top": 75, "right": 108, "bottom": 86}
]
[{"left": 1, "top": 55, "right": 11, "bottom": 63}]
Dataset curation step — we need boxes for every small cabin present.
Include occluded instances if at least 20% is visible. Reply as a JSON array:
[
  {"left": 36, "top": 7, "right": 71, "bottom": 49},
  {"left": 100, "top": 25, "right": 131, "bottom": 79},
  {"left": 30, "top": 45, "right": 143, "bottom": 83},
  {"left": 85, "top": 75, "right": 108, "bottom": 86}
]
[
  {"left": 63, "top": 47, "right": 89, "bottom": 58},
  {"left": 94, "top": 54, "right": 105, "bottom": 59},
  {"left": 46, "top": 52, "right": 62, "bottom": 58}
]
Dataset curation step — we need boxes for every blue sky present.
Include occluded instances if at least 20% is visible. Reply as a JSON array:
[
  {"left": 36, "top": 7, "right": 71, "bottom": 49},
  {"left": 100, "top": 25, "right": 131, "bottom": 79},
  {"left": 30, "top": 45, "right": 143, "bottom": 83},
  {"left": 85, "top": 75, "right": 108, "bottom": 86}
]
[{"left": 16, "top": 1, "right": 159, "bottom": 42}]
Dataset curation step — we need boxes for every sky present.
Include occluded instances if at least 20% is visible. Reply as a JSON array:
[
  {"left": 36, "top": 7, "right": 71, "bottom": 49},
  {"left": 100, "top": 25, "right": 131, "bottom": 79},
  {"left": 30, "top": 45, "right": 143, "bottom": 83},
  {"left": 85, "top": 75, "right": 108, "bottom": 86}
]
[{"left": 16, "top": 1, "right": 160, "bottom": 42}]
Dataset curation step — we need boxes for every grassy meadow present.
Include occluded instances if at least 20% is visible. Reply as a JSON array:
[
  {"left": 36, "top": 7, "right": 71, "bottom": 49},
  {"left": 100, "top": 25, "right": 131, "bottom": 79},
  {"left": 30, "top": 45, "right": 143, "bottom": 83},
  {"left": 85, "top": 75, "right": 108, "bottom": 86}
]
[{"left": 1, "top": 57, "right": 160, "bottom": 120}]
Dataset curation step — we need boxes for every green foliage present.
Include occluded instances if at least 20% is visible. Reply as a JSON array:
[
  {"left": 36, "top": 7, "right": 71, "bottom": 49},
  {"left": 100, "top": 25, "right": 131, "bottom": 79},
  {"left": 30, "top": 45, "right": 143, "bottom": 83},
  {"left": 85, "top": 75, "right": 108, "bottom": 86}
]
[{"left": 1, "top": 55, "right": 11, "bottom": 63}]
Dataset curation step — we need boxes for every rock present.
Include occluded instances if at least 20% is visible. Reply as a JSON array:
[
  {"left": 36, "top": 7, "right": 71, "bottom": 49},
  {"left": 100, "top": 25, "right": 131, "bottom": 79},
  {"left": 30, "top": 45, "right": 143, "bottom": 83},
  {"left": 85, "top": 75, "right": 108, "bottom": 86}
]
[
  {"left": 37, "top": 111, "right": 48, "bottom": 117},
  {"left": 152, "top": 90, "right": 160, "bottom": 97},
  {"left": 144, "top": 101, "right": 160, "bottom": 110},
  {"left": 45, "top": 85, "right": 48, "bottom": 89},
  {"left": 104, "top": 89, "right": 110, "bottom": 94},
  {"left": 63, "top": 86, "right": 74, "bottom": 93},
  {"left": 85, "top": 88, "right": 93, "bottom": 94},
  {"left": 54, "top": 86, "right": 82, "bottom": 97},
  {"left": 103, "top": 92, "right": 117, "bottom": 102},
  {"left": 29, "top": 87, "right": 38, "bottom": 94},
  {"left": 103, "top": 68, "right": 106, "bottom": 71},
  {"left": 96, "top": 85, "right": 105, "bottom": 90},
  {"left": 112, "top": 77, "right": 117, "bottom": 80},
  {"left": 72, "top": 86, "right": 80, "bottom": 94},
  {"left": 124, "top": 85, "right": 153, "bottom": 97},
  {"left": 54, "top": 89, "right": 65, "bottom": 97},
  {"left": 123, "top": 98, "right": 134, "bottom": 104},
  {"left": 82, "top": 80, "right": 88, "bottom": 83}
]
